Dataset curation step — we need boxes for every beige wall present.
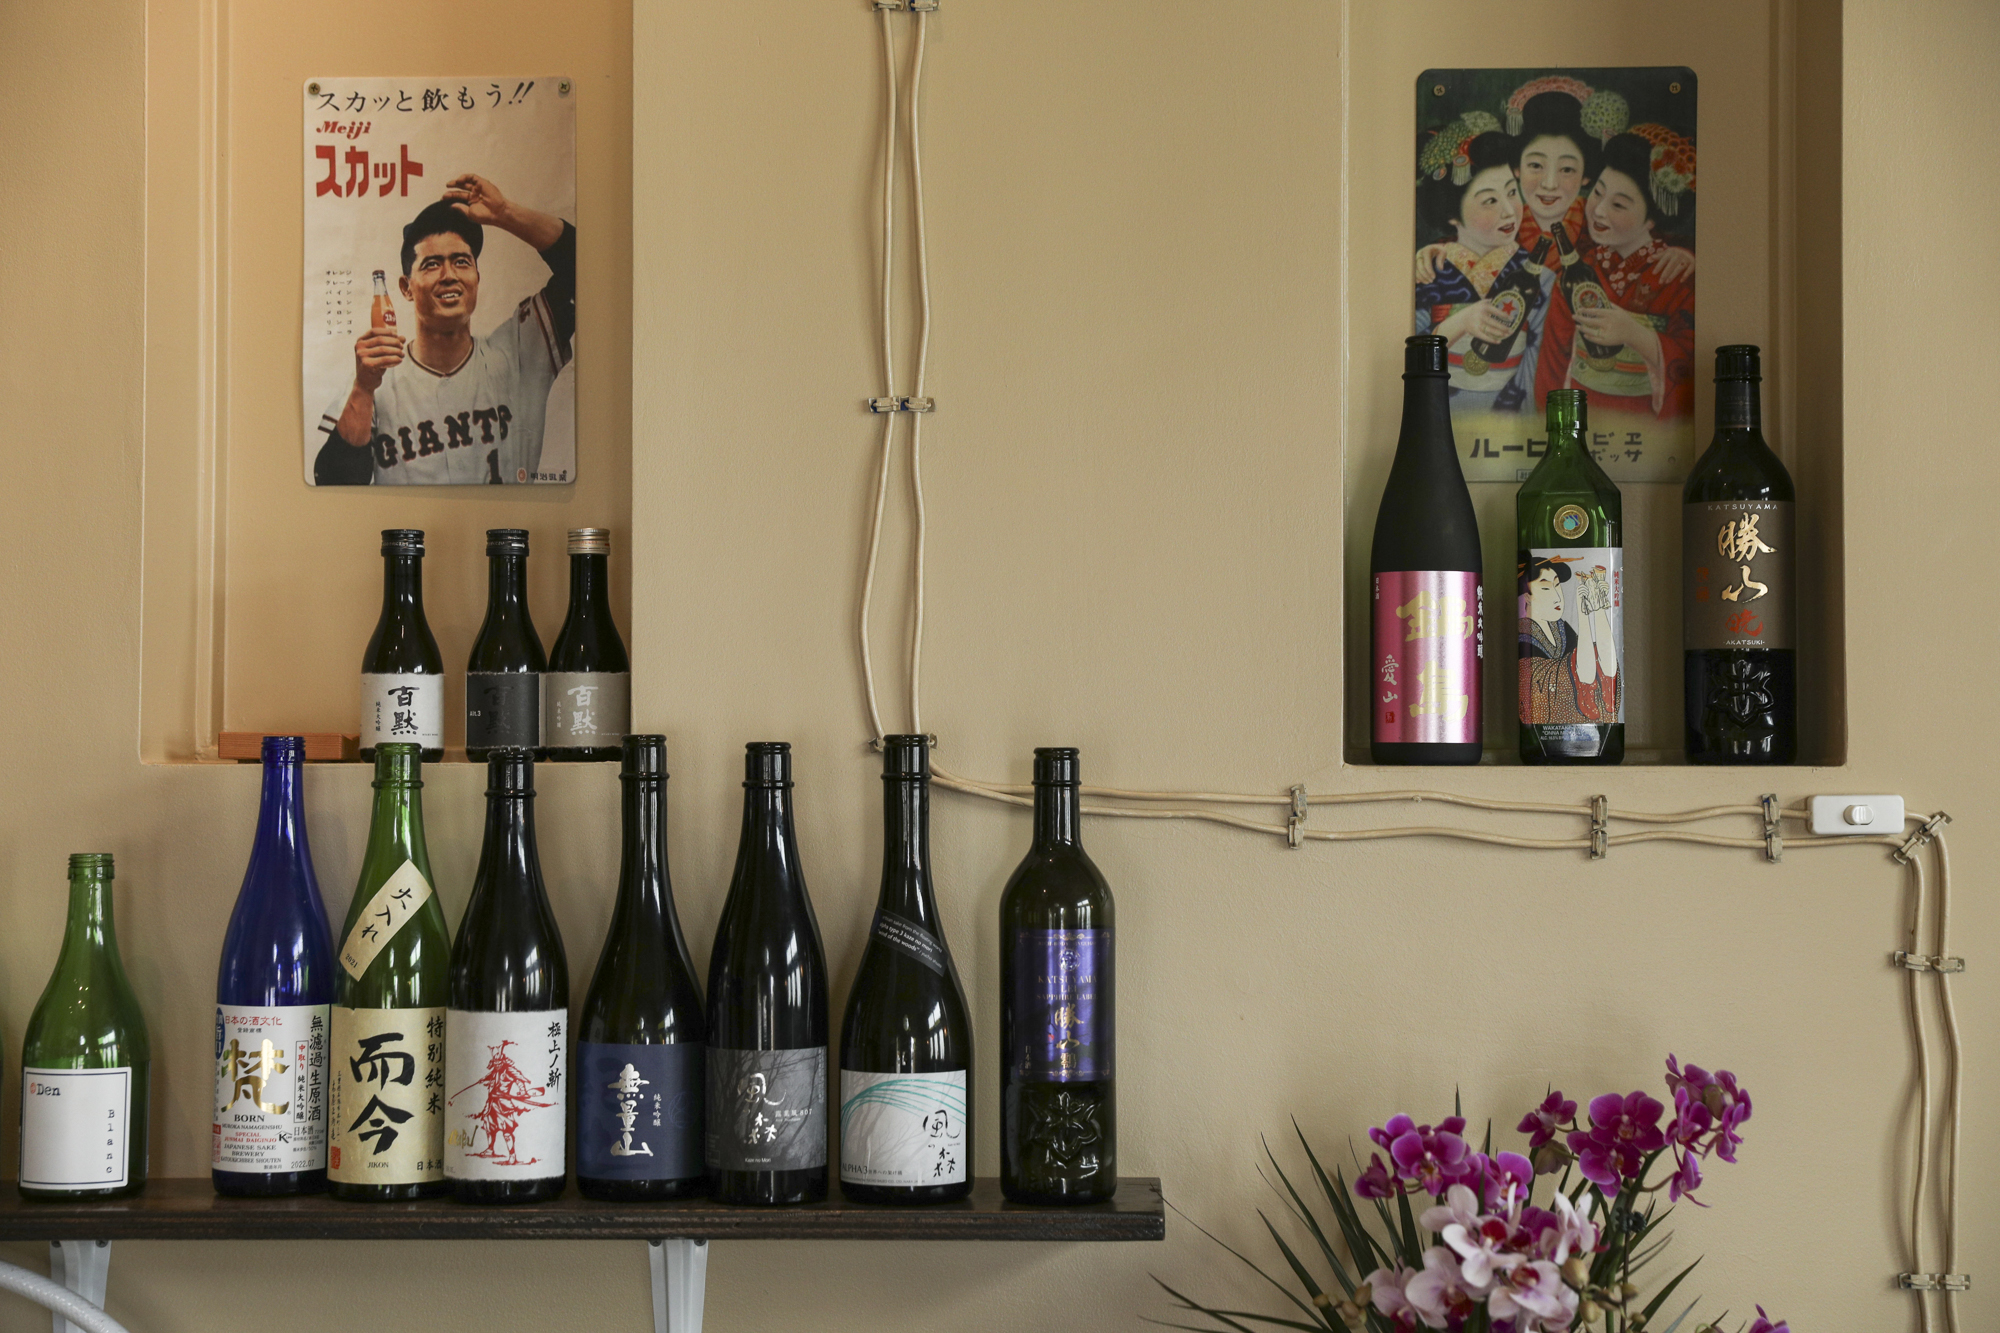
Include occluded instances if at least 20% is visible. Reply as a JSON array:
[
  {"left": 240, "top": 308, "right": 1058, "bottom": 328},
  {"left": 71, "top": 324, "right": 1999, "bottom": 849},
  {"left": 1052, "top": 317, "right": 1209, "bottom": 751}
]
[{"left": 0, "top": 1, "right": 1993, "bottom": 1331}]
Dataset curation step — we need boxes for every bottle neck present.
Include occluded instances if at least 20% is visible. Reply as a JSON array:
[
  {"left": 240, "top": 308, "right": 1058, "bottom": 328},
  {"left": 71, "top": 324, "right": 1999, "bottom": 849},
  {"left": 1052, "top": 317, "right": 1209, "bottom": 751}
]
[
  {"left": 618, "top": 776, "right": 670, "bottom": 920},
  {"left": 250, "top": 753, "right": 310, "bottom": 878},
  {"left": 382, "top": 553, "right": 425, "bottom": 612},
  {"left": 568, "top": 553, "right": 610, "bottom": 613},
  {"left": 1396, "top": 374, "right": 1455, "bottom": 459},
  {"left": 1033, "top": 782, "right": 1082, "bottom": 849},
  {"left": 62, "top": 870, "right": 116, "bottom": 961},
  {"left": 736, "top": 785, "right": 803, "bottom": 890},
  {"left": 1544, "top": 417, "right": 1588, "bottom": 460},
  {"left": 878, "top": 777, "right": 937, "bottom": 915},
  {"left": 481, "top": 792, "right": 540, "bottom": 897},
  {"left": 1716, "top": 379, "right": 1764, "bottom": 434},
  {"left": 368, "top": 780, "right": 426, "bottom": 864},
  {"left": 487, "top": 554, "right": 529, "bottom": 611}
]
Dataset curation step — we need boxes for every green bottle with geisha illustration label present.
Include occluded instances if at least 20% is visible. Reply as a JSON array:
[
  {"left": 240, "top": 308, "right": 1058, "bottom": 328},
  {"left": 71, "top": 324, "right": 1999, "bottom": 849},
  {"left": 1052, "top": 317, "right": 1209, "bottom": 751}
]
[{"left": 1516, "top": 389, "right": 1624, "bottom": 764}]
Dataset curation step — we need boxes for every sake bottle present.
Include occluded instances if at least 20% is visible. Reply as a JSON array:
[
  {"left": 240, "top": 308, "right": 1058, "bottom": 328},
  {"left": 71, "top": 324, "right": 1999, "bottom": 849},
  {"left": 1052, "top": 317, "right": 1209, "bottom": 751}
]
[
  {"left": 214, "top": 735, "right": 336, "bottom": 1196},
  {"left": 1369, "top": 335, "right": 1484, "bottom": 764},
  {"left": 544, "top": 528, "right": 630, "bottom": 762},
  {"left": 576, "top": 736, "right": 706, "bottom": 1200},
  {"left": 329, "top": 742, "right": 452, "bottom": 1201},
  {"left": 705, "top": 742, "right": 829, "bottom": 1205},
  {"left": 1683, "top": 344, "right": 1797, "bottom": 763},
  {"left": 446, "top": 750, "right": 569, "bottom": 1204},
  {"left": 1516, "top": 390, "right": 1625, "bottom": 764},
  {"left": 466, "top": 528, "right": 547, "bottom": 762},
  {"left": 360, "top": 529, "right": 445, "bottom": 763},
  {"left": 19, "top": 854, "right": 151, "bottom": 1198},
  {"left": 840, "top": 735, "right": 972, "bottom": 1203},
  {"left": 999, "top": 748, "right": 1116, "bottom": 1205}
]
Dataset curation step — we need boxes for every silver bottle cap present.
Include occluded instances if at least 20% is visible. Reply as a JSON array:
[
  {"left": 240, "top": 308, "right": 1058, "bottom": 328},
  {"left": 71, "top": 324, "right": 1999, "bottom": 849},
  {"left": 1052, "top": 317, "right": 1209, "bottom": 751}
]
[{"left": 567, "top": 528, "right": 611, "bottom": 555}]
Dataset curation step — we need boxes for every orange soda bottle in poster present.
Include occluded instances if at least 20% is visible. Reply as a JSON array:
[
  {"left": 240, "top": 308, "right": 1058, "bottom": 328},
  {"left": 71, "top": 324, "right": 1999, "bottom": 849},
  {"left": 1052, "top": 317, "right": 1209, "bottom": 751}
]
[{"left": 370, "top": 270, "right": 396, "bottom": 331}]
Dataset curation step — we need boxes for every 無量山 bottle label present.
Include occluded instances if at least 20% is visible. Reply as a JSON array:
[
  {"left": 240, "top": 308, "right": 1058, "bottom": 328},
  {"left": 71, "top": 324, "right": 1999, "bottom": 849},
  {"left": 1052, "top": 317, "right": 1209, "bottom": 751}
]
[
  {"left": 329, "top": 1006, "right": 444, "bottom": 1185},
  {"left": 576, "top": 1042, "right": 703, "bottom": 1181},
  {"left": 1684, "top": 501, "right": 1793, "bottom": 650},
  {"left": 840, "top": 1070, "right": 967, "bottom": 1187},
  {"left": 1518, "top": 547, "right": 1624, "bottom": 741},
  {"left": 338, "top": 860, "right": 434, "bottom": 980},
  {"left": 543, "top": 672, "right": 630, "bottom": 748},
  {"left": 213, "top": 1004, "right": 329, "bottom": 1174},
  {"left": 443, "top": 1010, "right": 567, "bottom": 1180},
  {"left": 705, "top": 1047, "right": 827, "bottom": 1172},
  {"left": 20, "top": 1067, "right": 133, "bottom": 1191},
  {"left": 1012, "top": 929, "right": 1114, "bottom": 1081},
  {"left": 361, "top": 673, "right": 443, "bottom": 751},
  {"left": 465, "top": 672, "right": 542, "bottom": 749},
  {"left": 1372, "top": 571, "right": 1483, "bottom": 745}
]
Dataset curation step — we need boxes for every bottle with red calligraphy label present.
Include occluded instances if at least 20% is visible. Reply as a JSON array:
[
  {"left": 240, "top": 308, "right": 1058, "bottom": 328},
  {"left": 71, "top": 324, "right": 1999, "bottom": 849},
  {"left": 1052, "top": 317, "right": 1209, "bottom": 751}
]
[
  {"left": 1000, "top": 747, "right": 1116, "bottom": 1205},
  {"left": 1370, "top": 335, "right": 1484, "bottom": 764},
  {"left": 1682, "top": 345, "right": 1796, "bottom": 763}
]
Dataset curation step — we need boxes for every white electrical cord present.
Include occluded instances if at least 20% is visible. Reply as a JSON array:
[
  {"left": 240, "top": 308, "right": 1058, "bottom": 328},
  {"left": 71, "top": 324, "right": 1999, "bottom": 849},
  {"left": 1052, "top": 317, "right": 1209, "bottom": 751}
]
[
  {"left": 855, "top": 11, "right": 1961, "bottom": 1324},
  {"left": 0, "top": 1259, "right": 129, "bottom": 1333}
]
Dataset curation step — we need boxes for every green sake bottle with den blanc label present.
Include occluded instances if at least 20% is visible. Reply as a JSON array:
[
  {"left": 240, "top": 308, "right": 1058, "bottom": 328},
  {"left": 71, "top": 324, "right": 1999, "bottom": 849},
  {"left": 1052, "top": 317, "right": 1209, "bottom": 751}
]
[
  {"left": 19, "top": 854, "right": 151, "bottom": 1198},
  {"left": 1516, "top": 389, "right": 1624, "bottom": 764}
]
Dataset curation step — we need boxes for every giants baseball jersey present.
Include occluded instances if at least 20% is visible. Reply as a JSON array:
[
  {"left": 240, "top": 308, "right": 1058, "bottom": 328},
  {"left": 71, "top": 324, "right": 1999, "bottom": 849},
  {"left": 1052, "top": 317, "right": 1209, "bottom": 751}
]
[{"left": 315, "top": 222, "right": 575, "bottom": 486}]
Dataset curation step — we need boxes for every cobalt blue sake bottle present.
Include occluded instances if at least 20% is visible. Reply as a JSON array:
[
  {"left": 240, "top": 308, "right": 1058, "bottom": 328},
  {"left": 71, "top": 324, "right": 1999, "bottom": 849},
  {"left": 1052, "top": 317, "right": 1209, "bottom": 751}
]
[{"left": 213, "top": 735, "right": 337, "bottom": 1196}]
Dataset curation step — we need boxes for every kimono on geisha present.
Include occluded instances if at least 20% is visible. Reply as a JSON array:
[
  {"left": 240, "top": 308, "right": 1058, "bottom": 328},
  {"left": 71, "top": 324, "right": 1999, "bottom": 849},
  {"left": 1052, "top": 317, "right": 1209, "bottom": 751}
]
[
  {"left": 1415, "top": 243, "right": 1551, "bottom": 415},
  {"left": 1518, "top": 559, "right": 1620, "bottom": 725}
]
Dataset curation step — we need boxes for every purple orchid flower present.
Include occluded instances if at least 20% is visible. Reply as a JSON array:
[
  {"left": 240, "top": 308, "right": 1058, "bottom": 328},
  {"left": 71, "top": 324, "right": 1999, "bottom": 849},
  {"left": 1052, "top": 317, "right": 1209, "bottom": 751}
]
[
  {"left": 1667, "top": 1146, "right": 1705, "bottom": 1205},
  {"left": 1355, "top": 1152, "right": 1398, "bottom": 1200},
  {"left": 1746, "top": 1306, "right": 1791, "bottom": 1333},
  {"left": 1363, "top": 1263, "right": 1421, "bottom": 1330},
  {"left": 1390, "top": 1121, "right": 1473, "bottom": 1197},
  {"left": 1480, "top": 1151, "right": 1535, "bottom": 1212},
  {"left": 1566, "top": 1091, "right": 1666, "bottom": 1192},
  {"left": 1516, "top": 1091, "right": 1576, "bottom": 1150}
]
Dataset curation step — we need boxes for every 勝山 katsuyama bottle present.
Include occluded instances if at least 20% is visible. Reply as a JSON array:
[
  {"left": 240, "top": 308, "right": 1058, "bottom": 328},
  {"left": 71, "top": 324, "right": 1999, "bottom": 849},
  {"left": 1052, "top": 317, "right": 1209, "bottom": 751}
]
[
  {"left": 446, "top": 750, "right": 569, "bottom": 1204},
  {"left": 576, "top": 736, "right": 706, "bottom": 1200},
  {"left": 214, "top": 736, "right": 335, "bottom": 1197},
  {"left": 1683, "top": 344, "right": 1797, "bottom": 763},
  {"left": 544, "top": 528, "right": 630, "bottom": 762},
  {"left": 360, "top": 529, "right": 445, "bottom": 763},
  {"left": 1000, "top": 748, "right": 1116, "bottom": 1205},
  {"left": 1516, "top": 390, "right": 1624, "bottom": 764},
  {"left": 839, "top": 736, "right": 972, "bottom": 1204},
  {"left": 1370, "top": 335, "right": 1484, "bottom": 764},
  {"left": 466, "top": 529, "right": 547, "bottom": 762},
  {"left": 20, "top": 855, "right": 151, "bottom": 1198},
  {"left": 329, "top": 742, "right": 452, "bottom": 1201},
  {"left": 706, "top": 742, "right": 830, "bottom": 1205}
]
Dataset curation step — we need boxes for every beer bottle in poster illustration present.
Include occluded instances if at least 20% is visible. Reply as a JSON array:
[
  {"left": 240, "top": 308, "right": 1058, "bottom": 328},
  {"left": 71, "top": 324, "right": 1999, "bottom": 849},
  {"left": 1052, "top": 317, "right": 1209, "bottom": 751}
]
[
  {"left": 446, "top": 751, "right": 569, "bottom": 1204},
  {"left": 465, "top": 529, "right": 546, "bottom": 762},
  {"left": 360, "top": 529, "right": 445, "bottom": 763},
  {"left": 1370, "top": 335, "right": 1484, "bottom": 764},
  {"left": 1516, "top": 390, "right": 1624, "bottom": 764},
  {"left": 839, "top": 736, "right": 972, "bottom": 1204},
  {"left": 706, "top": 743, "right": 829, "bottom": 1206},
  {"left": 214, "top": 736, "right": 334, "bottom": 1196},
  {"left": 1683, "top": 344, "right": 1796, "bottom": 763},
  {"left": 329, "top": 743, "right": 451, "bottom": 1201},
  {"left": 576, "top": 736, "right": 706, "bottom": 1199},
  {"left": 543, "top": 528, "right": 630, "bottom": 762},
  {"left": 1000, "top": 748, "right": 1117, "bottom": 1206},
  {"left": 20, "top": 855, "right": 150, "bottom": 1199}
]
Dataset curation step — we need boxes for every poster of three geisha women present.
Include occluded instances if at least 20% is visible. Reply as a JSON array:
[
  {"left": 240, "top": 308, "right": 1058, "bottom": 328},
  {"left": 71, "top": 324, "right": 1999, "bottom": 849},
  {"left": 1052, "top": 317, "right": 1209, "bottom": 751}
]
[{"left": 1414, "top": 67, "right": 1696, "bottom": 484}]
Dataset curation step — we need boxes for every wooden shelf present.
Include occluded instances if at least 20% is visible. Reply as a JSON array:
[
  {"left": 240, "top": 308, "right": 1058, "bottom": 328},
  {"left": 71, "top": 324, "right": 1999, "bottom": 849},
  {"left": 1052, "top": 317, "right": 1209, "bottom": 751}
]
[{"left": 0, "top": 1177, "right": 1164, "bottom": 1243}]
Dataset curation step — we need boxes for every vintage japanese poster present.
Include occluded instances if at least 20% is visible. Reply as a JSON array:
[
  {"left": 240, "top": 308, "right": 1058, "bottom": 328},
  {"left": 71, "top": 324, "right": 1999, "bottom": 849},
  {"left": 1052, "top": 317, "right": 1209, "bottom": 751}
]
[
  {"left": 302, "top": 77, "right": 577, "bottom": 486},
  {"left": 1414, "top": 68, "right": 1696, "bottom": 483}
]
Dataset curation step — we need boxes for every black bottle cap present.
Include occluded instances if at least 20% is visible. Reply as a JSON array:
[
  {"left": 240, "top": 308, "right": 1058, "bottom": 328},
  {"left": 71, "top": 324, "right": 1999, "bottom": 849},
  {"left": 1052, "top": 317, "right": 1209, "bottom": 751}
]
[
  {"left": 1404, "top": 335, "right": 1449, "bottom": 377},
  {"left": 744, "top": 741, "right": 793, "bottom": 787},
  {"left": 486, "top": 528, "right": 530, "bottom": 557},
  {"left": 1032, "top": 746, "right": 1081, "bottom": 785},
  {"left": 380, "top": 528, "right": 425, "bottom": 556},
  {"left": 1714, "top": 344, "right": 1762, "bottom": 381},
  {"left": 881, "top": 734, "right": 930, "bottom": 779},
  {"left": 486, "top": 748, "right": 536, "bottom": 796},
  {"left": 621, "top": 734, "right": 667, "bottom": 780}
]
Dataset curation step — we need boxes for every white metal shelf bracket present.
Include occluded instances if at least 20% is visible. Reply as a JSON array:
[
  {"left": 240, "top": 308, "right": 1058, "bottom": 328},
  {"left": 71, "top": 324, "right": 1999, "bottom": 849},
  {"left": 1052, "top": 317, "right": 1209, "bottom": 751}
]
[
  {"left": 648, "top": 1237, "right": 708, "bottom": 1333},
  {"left": 48, "top": 1240, "right": 111, "bottom": 1333}
]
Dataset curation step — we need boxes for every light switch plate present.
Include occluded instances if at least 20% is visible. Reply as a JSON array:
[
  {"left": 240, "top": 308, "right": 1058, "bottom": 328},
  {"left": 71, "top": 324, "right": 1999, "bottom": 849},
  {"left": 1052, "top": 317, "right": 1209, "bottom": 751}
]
[{"left": 1809, "top": 794, "right": 1904, "bottom": 836}]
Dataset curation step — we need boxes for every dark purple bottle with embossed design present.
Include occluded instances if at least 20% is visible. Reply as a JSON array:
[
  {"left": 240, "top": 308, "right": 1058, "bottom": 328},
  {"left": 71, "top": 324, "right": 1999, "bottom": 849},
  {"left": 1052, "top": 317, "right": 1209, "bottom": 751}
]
[{"left": 999, "top": 747, "right": 1116, "bottom": 1205}]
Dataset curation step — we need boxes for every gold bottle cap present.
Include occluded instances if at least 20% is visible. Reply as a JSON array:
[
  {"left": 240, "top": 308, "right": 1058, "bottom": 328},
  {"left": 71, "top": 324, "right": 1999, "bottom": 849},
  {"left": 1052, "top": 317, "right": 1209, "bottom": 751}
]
[{"left": 567, "top": 528, "right": 611, "bottom": 555}]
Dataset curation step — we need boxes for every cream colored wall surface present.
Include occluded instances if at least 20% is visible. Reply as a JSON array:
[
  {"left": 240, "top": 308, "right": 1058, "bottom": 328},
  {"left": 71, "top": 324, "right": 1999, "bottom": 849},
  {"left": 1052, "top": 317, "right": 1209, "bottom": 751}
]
[{"left": 0, "top": 2, "right": 1994, "bottom": 1332}]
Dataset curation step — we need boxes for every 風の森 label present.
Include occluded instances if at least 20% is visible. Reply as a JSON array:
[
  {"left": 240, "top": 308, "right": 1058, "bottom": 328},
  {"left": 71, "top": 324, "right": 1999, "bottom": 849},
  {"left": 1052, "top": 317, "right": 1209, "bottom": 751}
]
[
  {"left": 840, "top": 1069, "right": 967, "bottom": 1188},
  {"left": 705, "top": 1046, "right": 826, "bottom": 1173},
  {"left": 213, "top": 1004, "right": 328, "bottom": 1174}
]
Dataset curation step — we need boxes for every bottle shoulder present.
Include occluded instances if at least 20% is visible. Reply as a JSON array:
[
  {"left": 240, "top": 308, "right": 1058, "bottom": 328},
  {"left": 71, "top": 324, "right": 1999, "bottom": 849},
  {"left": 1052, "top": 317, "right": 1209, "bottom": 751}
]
[
  {"left": 1683, "top": 435, "right": 1796, "bottom": 503},
  {"left": 1000, "top": 848, "right": 1115, "bottom": 920}
]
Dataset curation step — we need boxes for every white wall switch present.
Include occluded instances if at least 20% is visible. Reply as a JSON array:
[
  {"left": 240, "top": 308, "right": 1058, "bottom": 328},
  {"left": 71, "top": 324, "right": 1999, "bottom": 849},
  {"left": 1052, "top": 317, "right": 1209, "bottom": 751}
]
[{"left": 1809, "top": 794, "right": 1905, "bottom": 836}]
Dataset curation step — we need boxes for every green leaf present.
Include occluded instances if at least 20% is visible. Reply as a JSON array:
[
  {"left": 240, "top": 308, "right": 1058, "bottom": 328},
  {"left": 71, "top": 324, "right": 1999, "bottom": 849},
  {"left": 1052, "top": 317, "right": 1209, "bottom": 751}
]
[
  {"left": 1159, "top": 1201, "right": 1331, "bottom": 1327},
  {"left": 1293, "top": 1123, "right": 1390, "bottom": 1274},
  {"left": 1256, "top": 1210, "right": 1342, "bottom": 1323},
  {"left": 1395, "top": 1182, "right": 1424, "bottom": 1266},
  {"left": 1638, "top": 1257, "right": 1701, "bottom": 1323},
  {"left": 1259, "top": 1140, "right": 1356, "bottom": 1295},
  {"left": 1656, "top": 1297, "right": 1703, "bottom": 1333}
]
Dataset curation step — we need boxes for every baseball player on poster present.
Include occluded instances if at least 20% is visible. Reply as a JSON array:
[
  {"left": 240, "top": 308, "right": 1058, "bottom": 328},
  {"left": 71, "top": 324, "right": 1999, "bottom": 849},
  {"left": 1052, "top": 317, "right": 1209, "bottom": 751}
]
[{"left": 313, "top": 173, "right": 575, "bottom": 485}]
